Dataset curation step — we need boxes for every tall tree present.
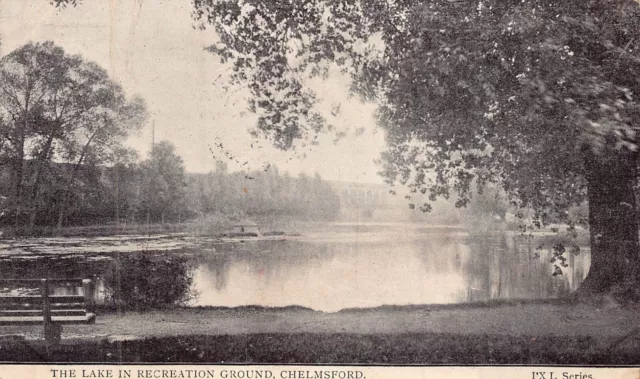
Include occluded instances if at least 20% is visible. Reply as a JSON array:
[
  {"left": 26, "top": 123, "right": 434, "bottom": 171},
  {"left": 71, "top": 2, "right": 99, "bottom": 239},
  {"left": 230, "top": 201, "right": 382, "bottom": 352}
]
[
  {"left": 140, "top": 141, "right": 187, "bottom": 224},
  {"left": 0, "top": 41, "right": 147, "bottom": 230},
  {"left": 55, "top": 95, "right": 147, "bottom": 229},
  {"left": 193, "top": 0, "right": 640, "bottom": 299},
  {"left": 0, "top": 41, "right": 58, "bottom": 225}
]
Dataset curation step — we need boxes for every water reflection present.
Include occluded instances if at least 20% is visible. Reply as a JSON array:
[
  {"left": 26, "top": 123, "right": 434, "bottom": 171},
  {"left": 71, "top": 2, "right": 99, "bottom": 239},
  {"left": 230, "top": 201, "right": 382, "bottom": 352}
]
[
  {"left": 192, "top": 228, "right": 590, "bottom": 311},
  {"left": 0, "top": 226, "right": 591, "bottom": 312},
  {"left": 460, "top": 234, "right": 590, "bottom": 302}
]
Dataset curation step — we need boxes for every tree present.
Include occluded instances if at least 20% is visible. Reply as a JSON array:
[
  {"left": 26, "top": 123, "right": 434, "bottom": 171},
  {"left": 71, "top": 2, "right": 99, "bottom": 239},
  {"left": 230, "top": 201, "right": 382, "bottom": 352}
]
[
  {"left": 140, "top": 141, "right": 187, "bottom": 224},
  {"left": 0, "top": 41, "right": 58, "bottom": 225},
  {"left": 55, "top": 95, "right": 147, "bottom": 229},
  {"left": 193, "top": 0, "right": 640, "bottom": 299},
  {"left": 102, "top": 253, "right": 196, "bottom": 310},
  {"left": 0, "top": 41, "right": 147, "bottom": 231},
  {"left": 109, "top": 148, "right": 143, "bottom": 225}
]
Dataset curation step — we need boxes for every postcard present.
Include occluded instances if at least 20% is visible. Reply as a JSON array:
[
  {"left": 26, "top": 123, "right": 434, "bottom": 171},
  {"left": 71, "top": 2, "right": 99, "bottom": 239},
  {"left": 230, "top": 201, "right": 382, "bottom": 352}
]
[{"left": 0, "top": 0, "right": 639, "bottom": 377}]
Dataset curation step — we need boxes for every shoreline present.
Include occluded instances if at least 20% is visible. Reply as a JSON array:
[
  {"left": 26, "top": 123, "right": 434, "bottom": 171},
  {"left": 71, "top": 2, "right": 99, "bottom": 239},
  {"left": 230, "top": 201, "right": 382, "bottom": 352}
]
[
  {"left": 3, "top": 299, "right": 637, "bottom": 341},
  {"left": 0, "top": 224, "right": 587, "bottom": 256},
  {"left": 1, "top": 301, "right": 638, "bottom": 363}
]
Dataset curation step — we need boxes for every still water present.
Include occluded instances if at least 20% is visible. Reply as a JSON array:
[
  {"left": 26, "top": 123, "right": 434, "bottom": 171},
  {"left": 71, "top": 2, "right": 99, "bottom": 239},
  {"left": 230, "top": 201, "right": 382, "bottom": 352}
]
[{"left": 0, "top": 224, "right": 591, "bottom": 312}]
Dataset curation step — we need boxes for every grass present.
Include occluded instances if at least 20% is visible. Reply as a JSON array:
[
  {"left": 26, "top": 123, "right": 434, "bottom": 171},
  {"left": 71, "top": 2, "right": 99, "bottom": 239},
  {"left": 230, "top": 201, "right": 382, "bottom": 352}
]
[
  {"left": 0, "top": 332, "right": 637, "bottom": 364},
  {"left": 337, "top": 297, "right": 576, "bottom": 313}
]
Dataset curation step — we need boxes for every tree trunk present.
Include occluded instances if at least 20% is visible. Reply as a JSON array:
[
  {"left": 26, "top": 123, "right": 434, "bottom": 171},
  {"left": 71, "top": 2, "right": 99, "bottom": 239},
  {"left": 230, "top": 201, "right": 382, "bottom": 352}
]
[
  {"left": 56, "top": 194, "right": 69, "bottom": 232},
  {"left": 115, "top": 165, "right": 120, "bottom": 228},
  {"left": 57, "top": 131, "right": 98, "bottom": 231},
  {"left": 13, "top": 119, "right": 26, "bottom": 228},
  {"left": 13, "top": 85, "right": 31, "bottom": 228},
  {"left": 577, "top": 147, "right": 640, "bottom": 300},
  {"left": 28, "top": 133, "right": 56, "bottom": 233}
]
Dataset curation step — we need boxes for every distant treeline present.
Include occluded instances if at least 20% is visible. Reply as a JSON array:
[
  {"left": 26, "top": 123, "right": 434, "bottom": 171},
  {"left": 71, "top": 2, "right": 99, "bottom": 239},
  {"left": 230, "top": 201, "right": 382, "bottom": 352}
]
[
  {"left": 185, "top": 163, "right": 341, "bottom": 222},
  {"left": 0, "top": 154, "right": 341, "bottom": 229}
]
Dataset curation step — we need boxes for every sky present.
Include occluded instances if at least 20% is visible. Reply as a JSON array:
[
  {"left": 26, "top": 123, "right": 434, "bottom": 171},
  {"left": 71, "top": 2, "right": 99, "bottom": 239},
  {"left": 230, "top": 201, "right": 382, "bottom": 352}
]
[{"left": 0, "top": 0, "right": 386, "bottom": 183}]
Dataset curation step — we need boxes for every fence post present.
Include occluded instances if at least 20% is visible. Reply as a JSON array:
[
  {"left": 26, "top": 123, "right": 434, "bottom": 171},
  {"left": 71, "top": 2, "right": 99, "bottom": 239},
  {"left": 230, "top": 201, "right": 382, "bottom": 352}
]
[
  {"left": 41, "top": 279, "right": 61, "bottom": 345},
  {"left": 83, "top": 279, "right": 95, "bottom": 314}
]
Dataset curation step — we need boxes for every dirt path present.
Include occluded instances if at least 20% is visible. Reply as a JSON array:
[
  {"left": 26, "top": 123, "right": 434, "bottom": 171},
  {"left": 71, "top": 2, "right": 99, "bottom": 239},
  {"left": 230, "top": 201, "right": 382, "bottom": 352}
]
[{"left": 3, "top": 302, "right": 639, "bottom": 346}]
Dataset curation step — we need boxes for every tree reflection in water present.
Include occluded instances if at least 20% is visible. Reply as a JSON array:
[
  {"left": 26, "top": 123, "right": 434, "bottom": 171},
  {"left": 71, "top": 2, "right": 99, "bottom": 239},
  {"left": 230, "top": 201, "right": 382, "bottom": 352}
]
[
  {"left": 460, "top": 233, "right": 590, "bottom": 302},
  {"left": 0, "top": 230, "right": 590, "bottom": 311}
]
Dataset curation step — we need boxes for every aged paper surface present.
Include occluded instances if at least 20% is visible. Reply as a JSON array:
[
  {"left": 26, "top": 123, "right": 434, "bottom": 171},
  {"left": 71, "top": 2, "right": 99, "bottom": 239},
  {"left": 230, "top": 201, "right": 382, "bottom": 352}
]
[
  {"left": 1, "top": 0, "right": 639, "bottom": 377},
  {"left": 2, "top": 365, "right": 640, "bottom": 379}
]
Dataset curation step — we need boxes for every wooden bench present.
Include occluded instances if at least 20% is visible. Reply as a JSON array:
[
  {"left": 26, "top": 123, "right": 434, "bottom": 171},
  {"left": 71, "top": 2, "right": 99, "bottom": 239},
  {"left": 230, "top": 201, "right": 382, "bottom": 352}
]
[{"left": 0, "top": 279, "right": 96, "bottom": 344}]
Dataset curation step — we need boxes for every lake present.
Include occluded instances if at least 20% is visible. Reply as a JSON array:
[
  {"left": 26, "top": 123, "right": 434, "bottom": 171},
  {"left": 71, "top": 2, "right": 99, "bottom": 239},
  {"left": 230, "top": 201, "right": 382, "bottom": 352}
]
[{"left": 0, "top": 223, "right": 590, "bottom": 312}]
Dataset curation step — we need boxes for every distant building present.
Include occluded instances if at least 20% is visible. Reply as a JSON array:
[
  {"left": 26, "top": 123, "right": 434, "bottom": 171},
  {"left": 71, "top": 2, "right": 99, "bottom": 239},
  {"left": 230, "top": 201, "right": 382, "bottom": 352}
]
[{"left": 233, "top": 220, "right": 260, "bottom": 235}]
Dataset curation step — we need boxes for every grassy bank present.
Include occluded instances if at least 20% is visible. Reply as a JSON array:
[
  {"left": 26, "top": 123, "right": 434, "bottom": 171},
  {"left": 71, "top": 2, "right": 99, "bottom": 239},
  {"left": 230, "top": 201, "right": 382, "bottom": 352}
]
[
  {"left": 2, "top": 302, "right": 639, "bottom": 364},
  {"left": 1, "top": 332, "right": 637, "bottom": 364}
]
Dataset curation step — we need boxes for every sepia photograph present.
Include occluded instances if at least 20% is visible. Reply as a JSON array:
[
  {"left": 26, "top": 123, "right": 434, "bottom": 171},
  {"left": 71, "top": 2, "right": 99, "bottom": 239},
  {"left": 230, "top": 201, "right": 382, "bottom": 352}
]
[{"left": 0, "top": 0, "right": 639, "bottom": 370}]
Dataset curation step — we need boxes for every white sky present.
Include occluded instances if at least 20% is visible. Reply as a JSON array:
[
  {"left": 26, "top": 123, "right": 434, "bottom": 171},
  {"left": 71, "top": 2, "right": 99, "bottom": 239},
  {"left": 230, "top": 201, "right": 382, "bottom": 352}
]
[{"left": 0, "top": 0, "right": 386, "bottom": 183}]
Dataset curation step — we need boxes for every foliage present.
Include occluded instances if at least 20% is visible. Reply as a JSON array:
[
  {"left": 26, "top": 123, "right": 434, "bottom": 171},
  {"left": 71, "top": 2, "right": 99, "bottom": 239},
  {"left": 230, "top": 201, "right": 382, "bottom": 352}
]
[
  {"left": 102, "top": 253, "right": 196, "bottom": 310},
  {"left": 139, "top": 141, "right": 187, "bottom": 222},
  {"left": 463, "top": 182, "right": 511, "bottom": 231},
  {"left": 193, "top": 0, "right": 640, "bottom": 219},
  {"left": 0, "top": 158, "right": 340, "bottom": 229},
  {"left": 0, "top": 41, "right": 147, "bottom": 229},
  {"left": 193, "top": 0, "right": 640, "bottom": 295},
  {"left": 185, "top": 166, "right": 341, "bottom": 222}
]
